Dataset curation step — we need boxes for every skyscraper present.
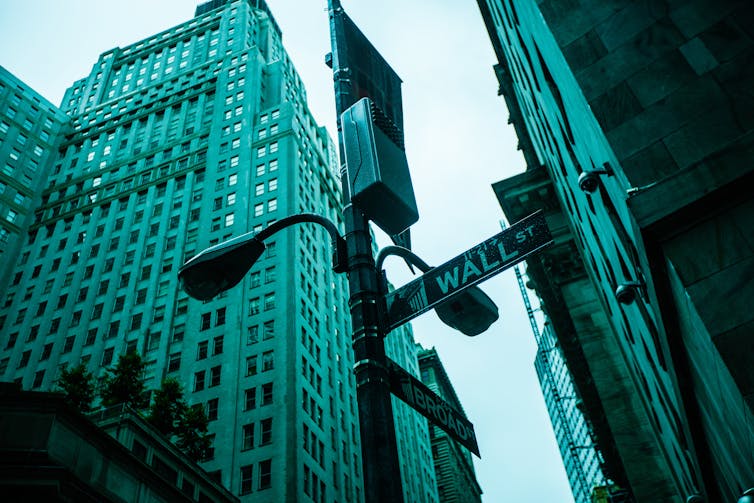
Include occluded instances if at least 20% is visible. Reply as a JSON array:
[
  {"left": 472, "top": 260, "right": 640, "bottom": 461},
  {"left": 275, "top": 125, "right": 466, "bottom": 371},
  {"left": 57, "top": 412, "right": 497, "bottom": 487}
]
[
  {"left": 0, "top": 1, "right": 438, "bottom": 501},
  {"left": 481, "top": 0, "right": 754, "bottom": 501},
  {"left": 0, "top": 66, "right": 68, "bottom": 299},
  {"left": 417, "top": 346, "right": 482, "bottom": 503},
  {"left": 514, "top": 260, "right": 611, "bottom": 502}
]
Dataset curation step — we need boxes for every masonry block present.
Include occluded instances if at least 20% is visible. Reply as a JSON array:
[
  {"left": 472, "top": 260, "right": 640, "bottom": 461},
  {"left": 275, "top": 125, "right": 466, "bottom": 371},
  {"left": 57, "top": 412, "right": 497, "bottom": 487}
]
[
  {"left": 620, "top": 141, "right": 678, "bottom": 187},
  {"left": 562, "top": 29, "right": 607, "bottom": 72},
  {"left": 576, "top": 18, "right": 685, "bottom": 101},
  {"left": 606, "top": 76, "right": 722, "bottom": 160},
  {"left": 589, "top": 82, "right": 643, "bottom": 132},
  {"left": 627, "top": 49, "right": 696, "bottom": 108}
]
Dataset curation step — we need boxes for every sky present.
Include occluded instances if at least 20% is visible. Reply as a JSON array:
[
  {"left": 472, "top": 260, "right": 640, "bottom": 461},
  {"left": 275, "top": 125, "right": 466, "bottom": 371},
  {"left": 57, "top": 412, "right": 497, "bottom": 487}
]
[{"left": 0, "top": 1, "right": 574, "bottom": 501}]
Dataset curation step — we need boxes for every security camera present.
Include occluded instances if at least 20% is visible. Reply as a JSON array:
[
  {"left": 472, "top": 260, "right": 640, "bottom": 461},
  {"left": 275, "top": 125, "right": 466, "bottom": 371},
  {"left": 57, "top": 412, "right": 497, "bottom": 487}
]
[
  {"left": 615, "top": 282, "right": 642, "bottom": 304},
  {"left": 578, "top": 162, "right": 614, "bottom": 193},
  {"left": 578, "top": 171, "right": 601, "bottom": 193}
]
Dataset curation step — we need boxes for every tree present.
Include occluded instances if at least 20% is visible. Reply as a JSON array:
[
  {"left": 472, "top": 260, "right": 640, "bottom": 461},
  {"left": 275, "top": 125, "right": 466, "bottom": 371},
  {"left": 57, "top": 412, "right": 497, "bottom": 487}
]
[
  {"left": 147, "top": 377, "right": 187, "bottom": 436},
  {"left": 176, "top": 403, "right": 213, "bottom": 462},
  {"left": 100, "top": 351, "right": 149, "bottom": 410},
  {"left": 56, "top": 364, "right": 96, "bottom": 413}
]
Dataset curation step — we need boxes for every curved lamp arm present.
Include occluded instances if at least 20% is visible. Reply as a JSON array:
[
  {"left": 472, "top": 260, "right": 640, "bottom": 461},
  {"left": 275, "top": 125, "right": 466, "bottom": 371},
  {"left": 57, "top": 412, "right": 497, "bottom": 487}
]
[
  {"left": 375, "top": 245, "right": 431, "bottom": 273},
  {"left": 256, "top": 213, "right": 347, "bottom": 273},
  {"left": 179, "top": 213, "right": 346, "bottom": 301},
  {"left": 375, "top": 246, "right": 499, "bottom": 336}
]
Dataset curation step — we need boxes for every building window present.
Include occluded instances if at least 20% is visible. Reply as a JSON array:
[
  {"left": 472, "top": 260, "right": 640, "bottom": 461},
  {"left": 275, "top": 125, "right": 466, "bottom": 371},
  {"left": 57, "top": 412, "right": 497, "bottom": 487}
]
[
  {"left": 246, "top": 355, "right": 258, "bottom": 376},
  {"left": 260, "top": 418, "right": 272, "bottom": 445},
  {"left": 210, "top": 365, "right": 221, "bottom": 387},
  {"left": 262, "top": 350, "right": 274, "bottom": 372},
  {"left": 264, "top": 293, "right": 275, "bottom": 311},
  {"left": 215, "top": 307, "right": 226, "bottom": 326},
  {"left": 18, "top": 350, "right": 31, "bottom": 368},
  {"left": 207, "top": 398, "right": 219, "bottom": 421},
  {"left": 259, "top": 459, "right": 272, "bottom": 490},
  {"left": 263, "top": 320, "right": 274, "bottom": 340},
  {"left": 266, "top": 241, "right": 276, "bottom": 257},
  {"left": 213, "top": 335, "right": 224, "bottom": 355},
  {"left": 32, "top": 370, "right": 45, "bottom": 389},
  {"left": 200, "top": 312, "right": 211, "bottom": 331},
  {"left": 254, "top": 203, "right": 263, "bottom": 217},
  {"left": 242, "top": 425, "right": 255, "bottom": 451},
  {"left": 168, "top": 353, "right": 181, "bottom": 372},
  {"left": 198, "top": 340, "right": 208, "bottom": 360},
  {"left": 102, "top": 347, "right": 114, "bottom": 366},
  {"left": 244, "top": 388, "right": 256, "bottom": 410},
  {"left": 262, "top": 382, "right": 273, "bottom": 405},
  {"left": 194, "top": 370, "right": 206, "bottom": 392},
  {"left": 248, "top": 325, "right": 259, "bottom": 344},
  {"left": 39, "top": 343, "right": 53, "bottom": 361},
  {"left": 267, "top": 198, "right": 277, "bottom": 212},
  {"left": 249, "top": 297, "right": 260, "bottom": 315},
  {"left": 240, "top": 464, "right": 253, "bottom": 495}
]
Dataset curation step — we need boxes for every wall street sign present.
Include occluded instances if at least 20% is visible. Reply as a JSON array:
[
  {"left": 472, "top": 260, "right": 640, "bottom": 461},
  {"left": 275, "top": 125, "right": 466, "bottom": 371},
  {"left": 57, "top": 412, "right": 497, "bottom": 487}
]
[
  {"left": 385, "top": 358, "right": 480, "bottom": 457},
  {"left": 383, "top": 211, "right": 553, "bottom": 332}
]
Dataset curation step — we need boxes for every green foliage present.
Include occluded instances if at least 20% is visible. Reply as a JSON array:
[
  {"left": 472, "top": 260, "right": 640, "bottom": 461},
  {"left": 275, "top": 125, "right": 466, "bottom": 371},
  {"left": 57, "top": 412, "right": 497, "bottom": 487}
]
[
  {"left": 100, "top": 351, "right": 149, "bottom": 410},
  {"left": 176, "top": 403, "right": 213, "bottom": 462},
  {"left": 56, "top": 364, "right": 96, "bottom": 413},
  {"left": 147, "top": 377, "right": 187, "bottom": 436}
]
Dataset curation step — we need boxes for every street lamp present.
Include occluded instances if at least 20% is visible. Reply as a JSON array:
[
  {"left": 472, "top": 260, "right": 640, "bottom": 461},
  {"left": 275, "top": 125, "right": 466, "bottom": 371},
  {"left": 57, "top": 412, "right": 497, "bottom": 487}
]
[
  {"left": 375, "top": 245, "right": 499, "bottom": 336},
  {"left": 178, "top": 213, "right": 347, "bottom": 300}
]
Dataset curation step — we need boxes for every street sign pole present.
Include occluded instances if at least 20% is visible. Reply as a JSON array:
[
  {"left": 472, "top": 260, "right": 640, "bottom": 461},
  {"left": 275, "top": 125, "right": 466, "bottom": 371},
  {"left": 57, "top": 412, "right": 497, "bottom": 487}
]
[{"left": 328, "top": 3, "right": 405, "bottom": 503}]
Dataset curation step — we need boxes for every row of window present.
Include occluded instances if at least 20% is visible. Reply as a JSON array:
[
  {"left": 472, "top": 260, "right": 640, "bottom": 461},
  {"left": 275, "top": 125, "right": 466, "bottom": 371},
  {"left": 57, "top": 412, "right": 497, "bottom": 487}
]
[
  {"left": 239, "top": 458, "right": 272, "bottom": 494},
  {"left": 241, "top": 417, "right": 273, "bottom": 450},
  {"left": 243, "top": 382, "right": 274, "bottom": 411}
]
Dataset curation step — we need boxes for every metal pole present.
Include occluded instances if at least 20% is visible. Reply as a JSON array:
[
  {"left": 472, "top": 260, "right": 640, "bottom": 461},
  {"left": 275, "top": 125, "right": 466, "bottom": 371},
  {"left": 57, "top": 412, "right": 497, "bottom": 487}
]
[{"left": 327, "top": 2, "right": 405, "bottom": 502}]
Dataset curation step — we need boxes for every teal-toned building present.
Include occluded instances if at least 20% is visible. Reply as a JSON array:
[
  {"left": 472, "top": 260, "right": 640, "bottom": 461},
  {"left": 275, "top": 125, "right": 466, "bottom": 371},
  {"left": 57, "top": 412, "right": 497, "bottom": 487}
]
[
  {"left": 483, "top": 0, "right": 754, "bottom": 501},
  {"left": 513, "top": 255, "right": 611, "bottom": 503},
  {"left": 417, "top": 346, "right": 482, "bottom": 503},
  {"left": 0, "top": 1, "right": 439, "bottom": 502},
  {"left": 0, "top": 66, "right": 68, "bottom": 298}
]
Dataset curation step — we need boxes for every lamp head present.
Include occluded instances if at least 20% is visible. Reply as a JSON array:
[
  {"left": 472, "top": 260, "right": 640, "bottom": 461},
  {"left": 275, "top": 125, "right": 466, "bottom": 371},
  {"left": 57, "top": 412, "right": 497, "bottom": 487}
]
[
  {"left": 435, "top": 286, "right": 499, "bottom": 336},
  {"left": 179, "top": 232, "right": 266, "bottom": 301}
]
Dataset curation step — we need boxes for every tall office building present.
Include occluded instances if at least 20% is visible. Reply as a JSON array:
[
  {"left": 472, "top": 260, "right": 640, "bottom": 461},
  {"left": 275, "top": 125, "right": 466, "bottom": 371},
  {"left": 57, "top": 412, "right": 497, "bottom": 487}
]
[
  {"left": 514, "top": 261, "right": 610, "bottom": 502},
  {"left": 417, "top": 346, "right": 481, "bottom": 503},
  {"left": 0, "top": 66, "right": 68, "bottom": 298},
  {"left": 481, "top": 0, "right": 754, "bottom": 501},
  {"left": 0, "top": 1, "right": 438, "bottom": 502}
]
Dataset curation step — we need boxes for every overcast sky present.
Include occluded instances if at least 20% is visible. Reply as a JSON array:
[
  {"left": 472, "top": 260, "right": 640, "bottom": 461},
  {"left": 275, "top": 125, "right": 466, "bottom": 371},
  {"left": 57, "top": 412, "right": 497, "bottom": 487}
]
[{"left": 0, "top": 1, "right": 574, "bottom": 500}]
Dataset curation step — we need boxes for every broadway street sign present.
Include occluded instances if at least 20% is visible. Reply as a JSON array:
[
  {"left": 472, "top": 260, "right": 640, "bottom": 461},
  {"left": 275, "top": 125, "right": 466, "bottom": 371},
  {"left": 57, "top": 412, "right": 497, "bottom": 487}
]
[
  {"left": 384, "top": 211, "right": 552, "bottom": 332},
  {"left": 385, "top": 358, "right": 480, "bottom": 457}
]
